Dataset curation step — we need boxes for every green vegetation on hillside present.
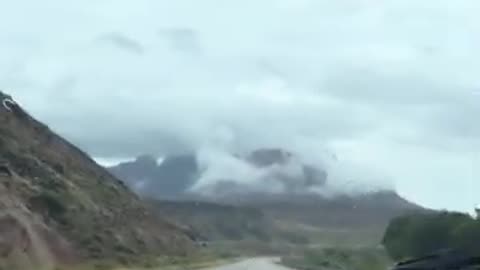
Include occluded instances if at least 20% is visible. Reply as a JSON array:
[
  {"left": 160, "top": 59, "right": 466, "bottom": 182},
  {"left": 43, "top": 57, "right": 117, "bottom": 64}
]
[
  {"left": 383, "top": 211, "right": 480, "bottom": 260},
  {"left": 281, "top": 247, "right": 391, "bottom": 270}
]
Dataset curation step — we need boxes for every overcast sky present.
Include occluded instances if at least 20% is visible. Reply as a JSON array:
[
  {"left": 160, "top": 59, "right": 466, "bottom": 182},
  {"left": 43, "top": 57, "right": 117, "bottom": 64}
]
[{"left": 1, "top": 0, "right": 480, "bottom": 212}]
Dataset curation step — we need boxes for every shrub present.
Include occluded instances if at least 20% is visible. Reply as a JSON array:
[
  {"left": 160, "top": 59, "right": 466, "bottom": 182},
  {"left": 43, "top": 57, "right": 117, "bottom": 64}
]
[{"left": 383, "top": 211, "right": 480, "bottom": 260}]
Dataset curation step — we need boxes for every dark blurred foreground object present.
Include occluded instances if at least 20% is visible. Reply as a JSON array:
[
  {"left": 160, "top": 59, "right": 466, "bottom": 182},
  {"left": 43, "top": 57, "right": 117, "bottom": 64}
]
[
  {"left": 393, "top": 249, "right": 480, "bottom": 270},
  {"left": 383, "top": 211, "right": 480, "bottom": 260}
]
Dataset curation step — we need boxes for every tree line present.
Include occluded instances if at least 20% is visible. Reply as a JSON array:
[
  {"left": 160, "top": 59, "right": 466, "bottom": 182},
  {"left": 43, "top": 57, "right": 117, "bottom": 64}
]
[{"left": 383, "top": 211, "right": 480, "bottom": 260}]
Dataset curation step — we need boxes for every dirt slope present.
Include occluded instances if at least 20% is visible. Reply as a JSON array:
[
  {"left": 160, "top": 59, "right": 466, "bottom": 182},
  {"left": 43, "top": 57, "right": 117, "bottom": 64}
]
[{"left": 0, "top": 91, "right": 192, "bottom": 269}]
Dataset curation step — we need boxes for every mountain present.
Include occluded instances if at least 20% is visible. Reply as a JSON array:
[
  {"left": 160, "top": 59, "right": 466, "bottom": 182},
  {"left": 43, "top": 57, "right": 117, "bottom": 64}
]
[
  {"left": 146, "top": 199, "right": 330, "bottom": 247},
  {"left": 233, "top": 190, "right": 421, "bottom": 228},
  {"left": 109, "top": 148, "right": 328, "bottom": 199},
  {"left": 0, "top": 92, "right": 192, "bottom": 269},
  {"left": 143, "top": 190, "right": 423, "bottom": 248},
  {"left": 109, "top": 154, "right": 198, "bottom": 199},
  {"left": 108, "top": 148, "right": 421, "bottom": 221},
  {"left": 147, "top": 200, "right": 273, "bottom": 242},
  {"left": 247, "top": 148, "right": 293, "bottom": 167},
  {"left": 109, "top": 148, "right": 423, "bottom": 247}
]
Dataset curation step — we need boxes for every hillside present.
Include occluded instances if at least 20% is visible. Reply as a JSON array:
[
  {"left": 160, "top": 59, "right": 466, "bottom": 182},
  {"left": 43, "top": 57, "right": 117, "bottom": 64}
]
[
  {"left": 110, "top": 149, "right": 423, "bottom": 248},
  {"left": 109, "top": 149, "right": 421, "bottom": 229},
  {"left": 232, "top": 190, "right": 421, "bottom": 228},
  {"left": 147, "top": 200, "right": 273, "bottom": 242},
  {"left": 0, "top": 92, "right": 192, "bottom": 269},
  {"left": 191, "top": 191, "right": 423, "bottom": 247}
]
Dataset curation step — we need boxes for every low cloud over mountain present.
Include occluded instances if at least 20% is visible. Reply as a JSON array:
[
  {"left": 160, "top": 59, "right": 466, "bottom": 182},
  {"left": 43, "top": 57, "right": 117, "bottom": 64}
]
[{"left": 109, "top": 148, "right": 394, "bottom": 201}]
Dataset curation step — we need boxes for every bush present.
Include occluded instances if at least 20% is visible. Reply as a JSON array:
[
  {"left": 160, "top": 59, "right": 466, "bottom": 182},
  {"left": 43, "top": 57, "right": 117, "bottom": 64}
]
[
  {"left": 451, "top": 220, "right": 480, "bottom": 255},
  {"left": 282, "top": 247, "right": 390, "bottom": 270},
  {"left": 29, "top": 191, "right": 67, "bottom": 219},
  {"left": 383, "top": 211, "right": 480, "bottom": 260}
]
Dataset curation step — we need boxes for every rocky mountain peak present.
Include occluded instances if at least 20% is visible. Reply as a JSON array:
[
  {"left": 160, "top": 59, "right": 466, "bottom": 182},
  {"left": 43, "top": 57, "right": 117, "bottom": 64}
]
[{"left": 247, "top": 148, "right": 293, "bottom": 167}]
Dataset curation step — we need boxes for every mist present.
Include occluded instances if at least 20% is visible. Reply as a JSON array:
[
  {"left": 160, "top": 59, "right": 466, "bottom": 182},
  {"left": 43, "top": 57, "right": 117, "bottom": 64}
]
[
  {"left": 2, "top": 0, "right": 480, "bottom": 211},
  {"left": 190, "top": 145, "right": 394, "bottom": 198}
]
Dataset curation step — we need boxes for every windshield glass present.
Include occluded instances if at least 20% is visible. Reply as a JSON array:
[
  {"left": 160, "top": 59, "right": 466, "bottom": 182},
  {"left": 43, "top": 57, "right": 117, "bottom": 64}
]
[{"left": 1, "top": 1, "right": 479, "bottom": 270}]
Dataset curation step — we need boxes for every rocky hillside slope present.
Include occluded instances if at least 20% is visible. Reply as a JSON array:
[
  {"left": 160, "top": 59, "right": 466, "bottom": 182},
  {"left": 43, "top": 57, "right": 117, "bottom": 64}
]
[
  {"left": 0, "top": 91, "right": 192, "bottom": 269},
  {"left": 148, "top": 200, "right": 273, "bottom": 242}
]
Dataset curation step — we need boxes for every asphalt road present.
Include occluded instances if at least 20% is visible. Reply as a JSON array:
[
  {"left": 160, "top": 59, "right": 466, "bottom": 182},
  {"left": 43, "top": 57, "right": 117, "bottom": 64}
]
[{"left": 205, "top": 257, "right": 294, "bottom": 270}]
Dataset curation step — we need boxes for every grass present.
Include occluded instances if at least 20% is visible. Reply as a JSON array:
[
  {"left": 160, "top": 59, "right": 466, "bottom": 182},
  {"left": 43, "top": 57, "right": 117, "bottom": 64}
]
[
  {"left": 281, "top": 247, "right": 392, "bottom": 270},
  {"left": 59, "top": 248, "right": 239, "bottom": 270}
]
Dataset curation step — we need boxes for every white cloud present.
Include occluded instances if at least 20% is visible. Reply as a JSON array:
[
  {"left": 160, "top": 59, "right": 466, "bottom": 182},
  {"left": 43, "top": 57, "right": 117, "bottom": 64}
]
[{"left": 1, "top": 0, "right": 480, "bottom": 212}]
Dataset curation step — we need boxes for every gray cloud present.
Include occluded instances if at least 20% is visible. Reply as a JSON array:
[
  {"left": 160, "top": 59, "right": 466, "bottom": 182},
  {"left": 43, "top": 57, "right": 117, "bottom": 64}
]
[
  {"left": 96, "top": 33, "right": 145, "bottom": 54},
  {"left": 192, "top": 146, "right": 393, "bottom": 198},
  {"left": 1, "top": 0, "right": 480, "bottom": 212}
]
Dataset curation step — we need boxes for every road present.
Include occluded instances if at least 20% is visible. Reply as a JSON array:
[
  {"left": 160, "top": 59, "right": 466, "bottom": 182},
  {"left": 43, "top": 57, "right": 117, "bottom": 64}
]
[{"left": 205, "top": 257, "right": 295, "bottom": 270}]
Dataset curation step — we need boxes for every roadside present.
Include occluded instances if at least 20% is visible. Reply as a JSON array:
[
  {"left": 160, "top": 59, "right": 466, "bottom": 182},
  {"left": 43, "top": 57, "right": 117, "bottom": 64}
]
[
  {"left": 113, "top": 258, "right": 238, "bottom": 270},
  {"left": 62, "top": 250, "right": 241, "bottom": 270},
  {"left": 281, "top": 247, "right": 392, "bottom": 270}
]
